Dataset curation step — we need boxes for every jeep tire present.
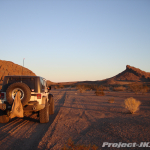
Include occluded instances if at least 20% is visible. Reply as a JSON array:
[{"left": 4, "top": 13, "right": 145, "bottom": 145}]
[
  {"left": 39, "top": 100, "right": 49, "bottom": 123},
  {"left": 6, "top": 82, "right": 31, "bottom": 106}
]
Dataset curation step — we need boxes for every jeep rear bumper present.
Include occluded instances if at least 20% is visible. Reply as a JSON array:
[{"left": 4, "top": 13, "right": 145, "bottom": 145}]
[
  {"left": 23, "top": 101, "right": 45, "bottom": 112},
  {"left": 0, "top": 102, "right": 45, "bottom": 112}
]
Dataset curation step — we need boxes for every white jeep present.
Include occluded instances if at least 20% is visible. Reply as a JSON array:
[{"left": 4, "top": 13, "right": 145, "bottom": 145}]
[{"left": 0, "top": 76, "right": 54, "bottom": 123}]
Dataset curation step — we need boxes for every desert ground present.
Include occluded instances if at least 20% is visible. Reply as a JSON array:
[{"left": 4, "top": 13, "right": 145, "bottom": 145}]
[{"left": 0, "top": 88, "right": 150, "bottom": 150}]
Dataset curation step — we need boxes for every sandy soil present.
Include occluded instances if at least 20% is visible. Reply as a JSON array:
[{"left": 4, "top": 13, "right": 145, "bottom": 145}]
[{"left": 0, "top": 88, "right": 150, "bottom": 150}]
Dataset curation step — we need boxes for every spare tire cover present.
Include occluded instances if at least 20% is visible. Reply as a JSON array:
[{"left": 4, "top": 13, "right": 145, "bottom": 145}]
[{"left": 6, "top": 82, "right": 31, "bottom": 106}]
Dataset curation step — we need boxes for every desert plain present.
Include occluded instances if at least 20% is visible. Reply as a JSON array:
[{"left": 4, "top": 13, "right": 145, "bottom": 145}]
[
  {"left": 0, "top": 61, "right": 150, "bottom": 149},
  {"left": 0, "top": 87, "right": 150, "bottom": 150}
]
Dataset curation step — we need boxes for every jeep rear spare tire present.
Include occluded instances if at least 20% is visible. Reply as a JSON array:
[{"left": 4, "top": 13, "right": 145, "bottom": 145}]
[{"left": 6, "top": 82, "right": 31, "bottom": 106}]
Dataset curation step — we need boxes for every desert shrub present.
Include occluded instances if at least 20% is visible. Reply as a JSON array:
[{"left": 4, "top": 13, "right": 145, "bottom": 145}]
[
  {"left": 94, "top": 85, "right": 109, "bottom": 91},
  {"left": 85, "top": 84, "right": 94, "bottom": 90},
  {"left": 128, "top": 83, "right": 141, "bottom": 94},
  {"left": 128, "top": 83, "right": 149, "bottom": 94},
  {"left": 94, "top": 86, "right": 108, "bottom": 96},
  {"left": 124, "top": 97, "right": 141, "bottom": 114},
  {"left": 59, "top": 84, "right": 64, "bottom": 89},
  {"left": 76, "top": 84, "right": 83, "bottom": 89},
  {"left": 107, "top": 78, "right": 116, "bottom": 84},
  {"left": 109, "top": 86, "right": 114, "bottom": 91},
  {"left": 103, "top": 86, "right": 110, "bottom": 91},
  {"left": 54, "top": 85, "right": 58, "bottom": 89},
  {"left": 53, "top": 85, "right": 65, "bottom": 89},
  {"left": 77, "top": 84, "right": 89, "bottom": 90},
  {"left": 62, "top": 138, "right": 98, "bottom": 150},
  {"left": 76, "top": 84, "right": 87, "bottom": 93},
  {"left": 113, "top": 86, "right": 126, "bottom": 91},
  {"left": 108, "top": 98, "right": 114, "bottom": 103},
  {"left": 87, "top": 85, "right": 98, "bottom": 91},
  {"left": 95, "top": 89, "right": 105, "bottom": 96},
  {"left": 76, "top": 84, "right": 109, "bottom": 92},
  {"left": 79, "top": 88, "right": 85, "bottom": 93},
  {"left": 140, "top": 86, "right": 149, "bottom": 95}
]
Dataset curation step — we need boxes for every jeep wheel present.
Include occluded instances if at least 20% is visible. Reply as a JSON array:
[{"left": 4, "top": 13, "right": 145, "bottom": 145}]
[
  {"left": 49, "top": 97, "right": 54, "bottom": 115},
  {"left": 39, "top": 100, "right": 49, "bottom": 123},
  {"left": 6, "top": 82, "right": 31, "bottom": 106},
  {"left": 0, "top": 110, "right": 9, "bottom": 123}
]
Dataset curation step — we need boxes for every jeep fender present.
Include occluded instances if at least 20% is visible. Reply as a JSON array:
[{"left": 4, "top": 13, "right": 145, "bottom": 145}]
[{"left": 42, "top": 96, "right": 47, "bottom": 105}]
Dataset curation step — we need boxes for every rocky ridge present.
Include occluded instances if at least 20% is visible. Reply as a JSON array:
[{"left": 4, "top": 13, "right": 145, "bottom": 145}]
[{"left": 113, "top": 65, "right": 150, "bottom": 82}]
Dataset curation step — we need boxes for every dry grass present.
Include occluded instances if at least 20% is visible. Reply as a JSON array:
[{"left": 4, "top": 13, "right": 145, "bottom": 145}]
[
  {"left": 59, "top": 85, "right": 64, "bottom": 89},
  {"left": 54, "top": 85, "right": 58, "bottom": 89},
  {"left": 124, "top": 97, "right": 141, "bottom": 114},
  {"left": 62, "top": 138, "right": 98, "bottom": 150},
  {"left": 94, "top": 85, "right": 109, "bottom": 91},
  {"left": 79, "top": 88, "right": 85, "bottom": 93},
  {"left": 140, "top": 86, "right": 149, "bottom": 95},
  {"left": 128, "top": 83, "right": 149, "bottom": 94},
  {"left": 113, "top": 86, "right": 126, "bottom": 91},
  {"left": 76, "top": 84, "right": 109, "bottom": 92},
  {"left": 53, "top": 85, "right": 65, "bottom": 89},
  {"left": 107, "top": 78, "right": 116, "bottom": 84}
]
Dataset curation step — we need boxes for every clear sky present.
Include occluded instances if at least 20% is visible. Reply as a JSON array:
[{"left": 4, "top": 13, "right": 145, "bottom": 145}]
[{"left": 0, "top": 0, "right": 150, "bottom": 82}]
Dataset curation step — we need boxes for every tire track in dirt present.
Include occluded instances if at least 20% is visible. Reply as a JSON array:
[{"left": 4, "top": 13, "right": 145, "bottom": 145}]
[
  {"left": 37, "top": 91, "right": 67, "bottom": 150},
  {"left": 0, "top": 113, "right": 41, "bottom": 150},
  {"left": 0, "top": 119, "right": 29, "bottom": 142},
  {"left": 38, "top": 90, "right": 99, "bottom": 150}
]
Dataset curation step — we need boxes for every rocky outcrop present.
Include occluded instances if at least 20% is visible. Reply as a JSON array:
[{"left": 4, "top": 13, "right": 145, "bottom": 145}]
[
  {"left": 126, "top": 65, "right": 150, "bottom": 79},
  {"left": 114, "top": 65, "right": 150, "bottom": 81}
]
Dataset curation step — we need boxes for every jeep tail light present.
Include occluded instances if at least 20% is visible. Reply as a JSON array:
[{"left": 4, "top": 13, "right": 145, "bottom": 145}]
[
  {"left": 37, "top": 94, "right": 41, "bottom": 99},
  {"left": 0, "top": 93, "right": 4, "bottom": 99}
]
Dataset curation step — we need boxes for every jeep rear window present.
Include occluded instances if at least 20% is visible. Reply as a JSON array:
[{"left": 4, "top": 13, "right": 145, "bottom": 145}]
[{"left": 2, "top": 77, "right": 35, "bottom": 92}]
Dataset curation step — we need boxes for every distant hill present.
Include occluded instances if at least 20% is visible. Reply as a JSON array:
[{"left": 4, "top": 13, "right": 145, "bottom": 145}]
[
  {"left": 110, "top": 65, "right": 150, "bottom": 82},
  {"left": 0, "top": 60, "right": 36, "bottom": 82},
  {"left": 47, "top": 80, "right": 57, "bottom": 86},
  {"left": 1, "top": 60, "right": 150, "bottom": 86},
  {"left": 68, "top": 65, "right": 150, "bottom": 86}
]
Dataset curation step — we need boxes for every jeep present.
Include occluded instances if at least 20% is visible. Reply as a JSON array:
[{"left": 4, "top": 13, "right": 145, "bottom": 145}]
[{"left": 0, "top": 75, "right": 54, "bottom": 123}]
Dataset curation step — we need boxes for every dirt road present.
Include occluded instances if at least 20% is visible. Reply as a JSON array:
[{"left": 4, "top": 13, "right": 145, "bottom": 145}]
[{"left": 0, "top": 88, "right": 150, "bottom": 150}]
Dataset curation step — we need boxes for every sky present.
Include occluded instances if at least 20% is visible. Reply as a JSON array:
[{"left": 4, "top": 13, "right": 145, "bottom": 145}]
[{"left": 0, "top": 0, "right": 150, "bottom": 82}]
